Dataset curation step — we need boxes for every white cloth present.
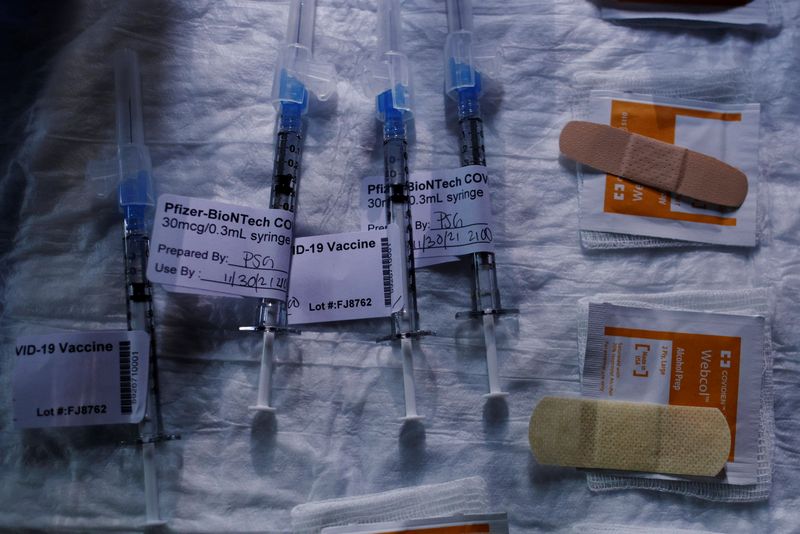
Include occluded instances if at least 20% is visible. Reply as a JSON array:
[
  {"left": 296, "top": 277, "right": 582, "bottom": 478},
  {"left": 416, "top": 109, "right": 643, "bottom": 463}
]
[{"left": 1, "top": 1, "right": 799, "bottom": 532}]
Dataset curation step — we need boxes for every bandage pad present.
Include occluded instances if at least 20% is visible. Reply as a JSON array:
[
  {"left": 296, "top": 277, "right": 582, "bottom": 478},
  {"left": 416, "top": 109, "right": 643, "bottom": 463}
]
[
  {"left": 560, "top": 121, "right": 748, "bottom": 208},
  {"left": 528, "top": 397, "right": 730, "bottom": 477}
]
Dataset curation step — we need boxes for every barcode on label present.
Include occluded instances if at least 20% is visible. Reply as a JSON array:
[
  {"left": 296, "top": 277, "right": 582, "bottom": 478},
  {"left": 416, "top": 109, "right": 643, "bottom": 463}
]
[
  {"left": 381, "top": 236, "right": 392, "bottom": 307},
  {"left": 119, "top": 341, "right": 132, "bottom": 414}
]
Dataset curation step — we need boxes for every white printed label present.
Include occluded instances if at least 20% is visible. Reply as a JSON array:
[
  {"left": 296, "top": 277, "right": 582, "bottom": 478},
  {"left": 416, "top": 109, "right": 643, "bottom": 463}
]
[
  {"left": 147, "top": 194, "right": 294, "bottom": 299},
  {"left": 361, "top": 165, "right": 495, "bottom": 267},
  {"left": 13, "top": 331, "right": 150, "bottom": 428},
  {"left": 592, "top": 336, "right": 673, "bottom": 404},
  {"left": 287, "top": 230, "right": 398, "bottom": 325}
]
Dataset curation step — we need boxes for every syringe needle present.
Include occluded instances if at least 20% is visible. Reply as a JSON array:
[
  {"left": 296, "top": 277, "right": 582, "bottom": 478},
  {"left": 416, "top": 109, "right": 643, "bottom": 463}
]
[{"left": 252, "top": 330, "right": 277, "bottom": 412}]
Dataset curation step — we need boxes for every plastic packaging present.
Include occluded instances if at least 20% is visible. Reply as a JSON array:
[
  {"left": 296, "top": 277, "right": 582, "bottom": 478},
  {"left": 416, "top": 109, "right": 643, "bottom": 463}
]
[
  {"left": 569, "top": 69, "right": 761, "bottom": 249},
  {"left": 577, "top": 290, "right": 774, "bottom": 501}
]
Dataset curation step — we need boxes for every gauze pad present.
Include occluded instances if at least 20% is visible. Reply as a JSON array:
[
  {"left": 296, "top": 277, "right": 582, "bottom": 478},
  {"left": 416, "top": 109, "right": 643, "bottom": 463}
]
[
  {"left": 560, "top": 121, "right": 748, "bottom": 208},
  {"left": 291, "top": 477, "right": 489, "bottom": 534},
  {"left": 528, "top": 397, "right": 730, "bottom": 477}
]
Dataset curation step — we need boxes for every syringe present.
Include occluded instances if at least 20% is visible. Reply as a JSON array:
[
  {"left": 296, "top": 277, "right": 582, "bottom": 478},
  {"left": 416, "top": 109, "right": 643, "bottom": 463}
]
[
  {"left": 113, "top": 49, "right": 171, "bottom": 526},
  {"left": 445, "top": 0, "right": 517, "bottom": 399},
  {"left": 373, "top": 0, "right": 431, "bottom": 421},
  {"left": 239, "top": 0, "right": 333, "bottom": 412}
]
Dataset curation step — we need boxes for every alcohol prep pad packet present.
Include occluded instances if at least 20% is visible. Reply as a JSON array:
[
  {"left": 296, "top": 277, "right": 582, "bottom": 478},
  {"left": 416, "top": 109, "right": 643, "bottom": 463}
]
[
  {"left": 578, "top": 91, "right": 760, "bottom": 248},
  {"left": 577, "top": 290, "right": 775, "bottom": 501},
  {"left": 568, "top": 68, "right": 764, "bottom": 250},
  {"left": 582, "top": 303, "right": 762, "bottom": 484}
]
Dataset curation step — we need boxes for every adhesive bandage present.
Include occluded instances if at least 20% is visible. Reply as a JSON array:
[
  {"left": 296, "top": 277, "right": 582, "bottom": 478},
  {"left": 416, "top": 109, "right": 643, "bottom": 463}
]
[
  {"left": 528, "top": 397, "right": 731, "bottom": 477},
  {"left": 560, "top": 121, "right": 748, "bottom": 208}
]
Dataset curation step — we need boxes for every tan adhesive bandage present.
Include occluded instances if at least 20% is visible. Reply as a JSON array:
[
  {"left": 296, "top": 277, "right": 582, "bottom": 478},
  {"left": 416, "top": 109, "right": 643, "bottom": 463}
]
[
  {"left": 528, "top": 397, "right": 731, "bottom": 477},
  {"left": 560, "top": 121, "right": 748, "bottom": 208}
]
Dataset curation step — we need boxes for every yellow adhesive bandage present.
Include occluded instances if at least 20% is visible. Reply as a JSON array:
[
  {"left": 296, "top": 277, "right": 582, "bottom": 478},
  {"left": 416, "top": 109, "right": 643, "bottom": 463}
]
[
  {"left": 528, "top": 397, "right": 731, "bottom": 477},
  {"left": 559, "top": 121, "right": 748, "bottom": 208}
]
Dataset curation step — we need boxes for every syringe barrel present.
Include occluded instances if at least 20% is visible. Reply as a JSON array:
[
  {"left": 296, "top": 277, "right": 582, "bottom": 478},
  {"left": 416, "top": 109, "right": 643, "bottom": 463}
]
[
  {"left": 374, "top": 0, "right": 420, "bottom": 337},
  {"left": 459, "top": 115, "right": 503, "bottom": 313},
  {"left": 459, "top": 115, "right": 485, "bottom": 165},
  {"left": 286, "top": 0, "right": 316, "bottom": 48},
  {"left": 254, "top": 103, "right": 304, "bottom": 331},
  {"left": 271, "top": 107, "right": 303, "bottom": 213},
  {"left": 458, "top": 83, "right": 482, "bottom": 119},
  {"left": 384, "top": 134, "right": 420, "bottom": 335},
  {"left": 124, "top": 232, "right": 153, "bottom": 331},
  {"left": 446, "top": 0, "right": 473, "bottom": 33},
  {"left": 124, "top": 231, "right": 164, "bottom": 437}
]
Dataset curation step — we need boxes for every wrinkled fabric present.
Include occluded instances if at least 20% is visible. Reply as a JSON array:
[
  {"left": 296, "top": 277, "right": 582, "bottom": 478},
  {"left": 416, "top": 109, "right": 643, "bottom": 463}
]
[{"left": 1, "top": 1, "right": 799, "bottom": 532}]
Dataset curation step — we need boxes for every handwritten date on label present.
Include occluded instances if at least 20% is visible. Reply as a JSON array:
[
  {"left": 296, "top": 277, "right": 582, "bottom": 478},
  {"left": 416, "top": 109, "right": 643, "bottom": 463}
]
[
  {"left": 147, "top": 194, "right": 294, "bottom": 300},
  {"left": 360, "top": 165, "right": 496, "bottom": 266}
]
